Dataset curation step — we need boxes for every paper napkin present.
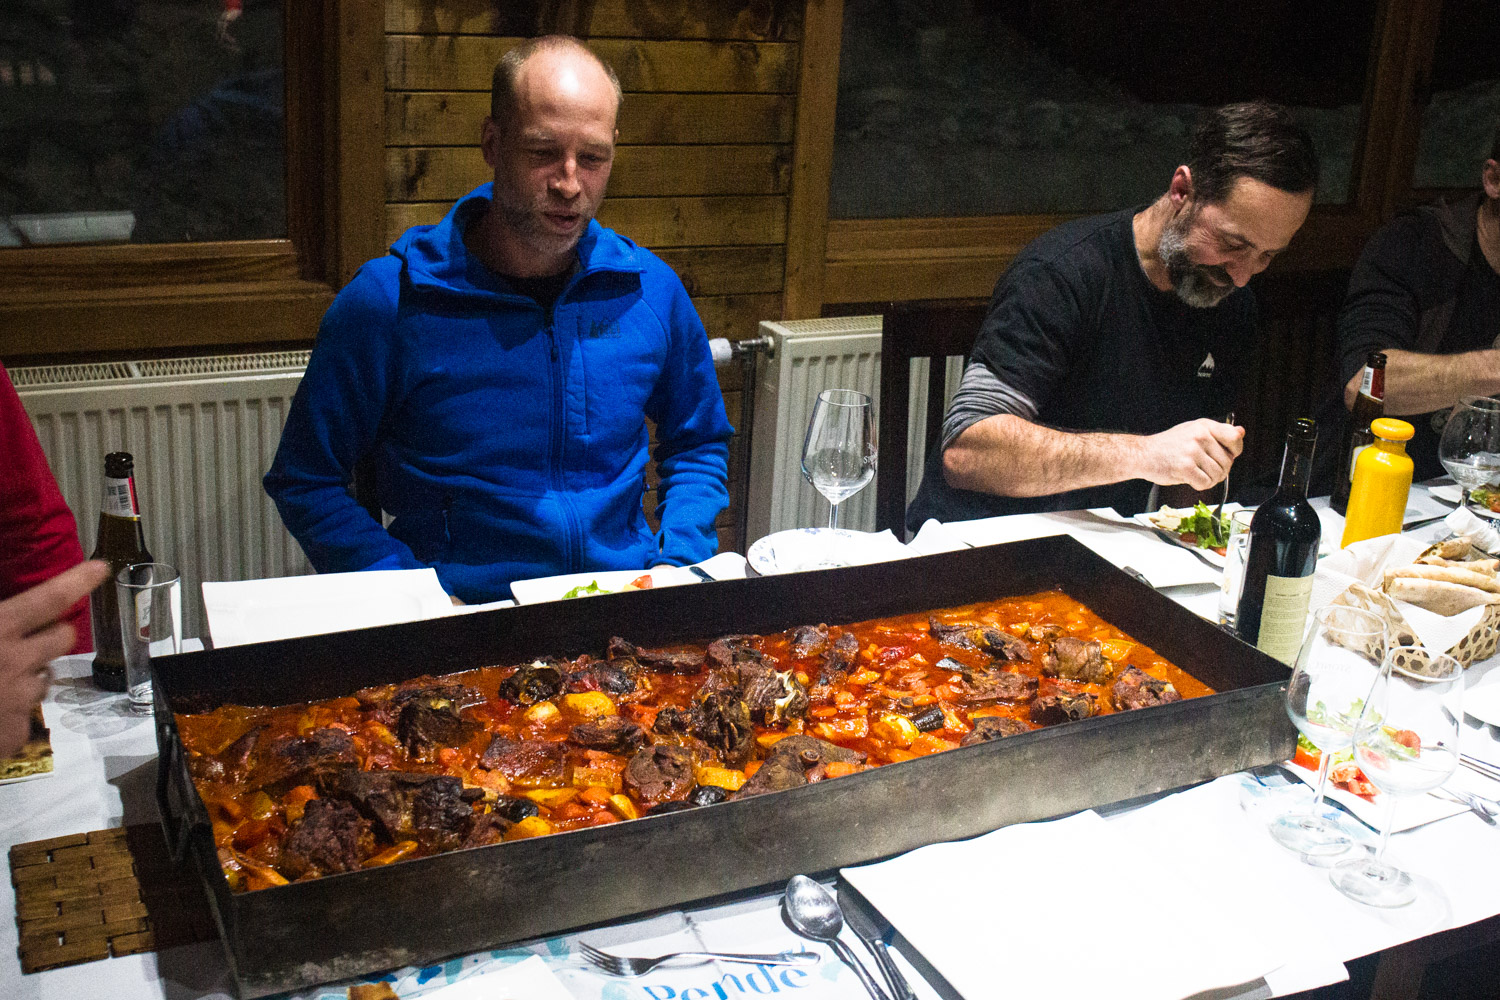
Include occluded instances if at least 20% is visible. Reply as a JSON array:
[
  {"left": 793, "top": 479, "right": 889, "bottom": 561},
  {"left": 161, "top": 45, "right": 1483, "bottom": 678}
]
[{"left": 1313, "top": 534, "right": 1484, "bottom": 654}]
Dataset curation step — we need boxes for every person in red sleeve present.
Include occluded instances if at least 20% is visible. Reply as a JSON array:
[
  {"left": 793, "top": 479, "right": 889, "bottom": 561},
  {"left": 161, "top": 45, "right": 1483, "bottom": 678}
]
[{"left": 0, "top": 362, "right": 92, "bottom": 653}]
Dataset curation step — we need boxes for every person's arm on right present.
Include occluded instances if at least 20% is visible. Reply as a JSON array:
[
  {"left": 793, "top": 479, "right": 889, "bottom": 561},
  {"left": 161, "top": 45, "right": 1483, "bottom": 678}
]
[
  {"left": 264, "top": 263, "right": 425, "bottom": 574},
  {"left": 1337, "top": 212, "right": 1499, "bottom": 414},
  {"left": 944, "top": 413, "right": 1243, "bottom": 496}
]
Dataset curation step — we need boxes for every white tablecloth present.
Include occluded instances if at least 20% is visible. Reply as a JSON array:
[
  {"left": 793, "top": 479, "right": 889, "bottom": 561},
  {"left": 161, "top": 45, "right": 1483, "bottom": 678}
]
[{"left": 6, "top": 486, "right": 1500, "bottom": 1000}]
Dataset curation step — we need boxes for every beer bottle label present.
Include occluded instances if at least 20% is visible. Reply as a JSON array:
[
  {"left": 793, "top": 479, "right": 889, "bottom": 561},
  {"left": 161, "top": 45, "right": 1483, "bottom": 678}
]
[
  {"left": 1256, "top": 573, "right": 1315, "bottom": 665},
  {"left": 102, "top": 475, "right": 140, "bottom": 518}
]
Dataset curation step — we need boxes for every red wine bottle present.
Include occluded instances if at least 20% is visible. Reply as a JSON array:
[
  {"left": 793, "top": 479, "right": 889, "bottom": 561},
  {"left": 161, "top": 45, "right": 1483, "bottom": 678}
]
[{"left": 1236, "top": 418, "right": 1321, "bottom": 664}]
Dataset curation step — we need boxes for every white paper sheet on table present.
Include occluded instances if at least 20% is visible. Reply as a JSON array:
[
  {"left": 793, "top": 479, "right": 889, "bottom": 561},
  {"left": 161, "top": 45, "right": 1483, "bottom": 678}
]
[
  {"left": 201, "top": 568, "right": 460, "bottom": 647},
  {"left": 842, "top": 810, "right": 1294, "bottom": 1000},
  {"left": 415, "top": 956, "right": 572, "bottom": 1000}
]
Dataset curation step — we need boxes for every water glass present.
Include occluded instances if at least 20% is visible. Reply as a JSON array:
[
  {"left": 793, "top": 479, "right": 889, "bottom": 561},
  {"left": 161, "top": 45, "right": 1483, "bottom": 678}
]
[
  {"left": 1331, "top": 647, "right": 1462, "bottom": 907},
  {"left": 1270, "top": 605, "right": 1387, "bottom": 859},
  {"left": 1218, "top": 509, "right": 1255, "bottom": 627},
  {"left": 117, "top": 562, "right": 181, "bottom": 715},
  {"left": 1438, "top": 396, "right": 1500, "bottom": 509}
]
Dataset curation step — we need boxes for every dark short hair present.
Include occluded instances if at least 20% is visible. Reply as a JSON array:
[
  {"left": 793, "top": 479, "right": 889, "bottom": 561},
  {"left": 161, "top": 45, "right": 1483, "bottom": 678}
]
[
  {"left": 1187, "top": 101, "right": 1320, "bottom": 204},
  {"left": 490, "top": 35, "right": 622, "bottom": 127}
]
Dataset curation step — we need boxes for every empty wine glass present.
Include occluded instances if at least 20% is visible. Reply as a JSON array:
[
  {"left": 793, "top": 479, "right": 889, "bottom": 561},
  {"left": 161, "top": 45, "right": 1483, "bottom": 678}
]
[
  {"left": 1438, "top": 396, "right": 1500, "bottom": 510},
  {"left": 1271, "top": 605, "right": 1387, "bottom": 859},
  {"left": 801, "top": 389, "right": 876, "bottom": 530},
  {"left": 1330, "top": 647, "right": 1462, "bottom": 907}
]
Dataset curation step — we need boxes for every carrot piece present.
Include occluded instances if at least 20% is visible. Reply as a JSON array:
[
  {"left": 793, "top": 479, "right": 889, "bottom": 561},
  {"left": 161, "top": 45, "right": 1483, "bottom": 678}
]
[
  {"left": 824, "top": 761, "right": 860, "bottom": 779},
  {"left": 577, "top": 785, "right": 613, "bottom": 807}
]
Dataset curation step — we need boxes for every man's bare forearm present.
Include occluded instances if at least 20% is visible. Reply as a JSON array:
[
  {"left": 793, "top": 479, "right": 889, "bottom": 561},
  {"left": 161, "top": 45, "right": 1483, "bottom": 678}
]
[
  {"left": 942, "top": 414, "right": 1143, "bottom": 496},
  {"left": 1345, "top": 348, "right": 1500, "bottom": 415}
]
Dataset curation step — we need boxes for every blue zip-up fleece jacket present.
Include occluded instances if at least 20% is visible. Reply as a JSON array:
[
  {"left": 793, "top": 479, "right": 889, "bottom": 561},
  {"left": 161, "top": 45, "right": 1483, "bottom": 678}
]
[{"left": 264, "top": 184, "right": 733, "bottom": 603}]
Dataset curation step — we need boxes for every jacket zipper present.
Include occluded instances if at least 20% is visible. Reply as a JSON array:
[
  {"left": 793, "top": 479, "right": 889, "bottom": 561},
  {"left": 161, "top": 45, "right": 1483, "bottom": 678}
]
[{"left": 544, "top": 294, "right": 586, "bottom": 573}]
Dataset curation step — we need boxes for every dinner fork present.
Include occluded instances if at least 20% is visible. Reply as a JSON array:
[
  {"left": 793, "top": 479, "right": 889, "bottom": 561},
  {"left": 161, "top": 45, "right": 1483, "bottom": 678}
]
[
  {"left": 577, "top": 941, "right": 819, "bottom": 977},
  {"left": 1214, "top": 411, "right": 1236, "bottom": 527}
]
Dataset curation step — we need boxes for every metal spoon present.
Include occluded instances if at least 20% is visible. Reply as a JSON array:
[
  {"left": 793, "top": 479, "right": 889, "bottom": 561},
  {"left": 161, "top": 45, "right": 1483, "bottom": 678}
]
[{"left": 783, "top": 876, "right": 892, "bottom": 1000}]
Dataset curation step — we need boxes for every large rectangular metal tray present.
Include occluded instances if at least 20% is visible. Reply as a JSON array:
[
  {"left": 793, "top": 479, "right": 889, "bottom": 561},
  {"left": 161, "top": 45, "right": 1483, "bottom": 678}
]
[{"left": 152, "top": 535, "right": 1293, "bottom": 997}]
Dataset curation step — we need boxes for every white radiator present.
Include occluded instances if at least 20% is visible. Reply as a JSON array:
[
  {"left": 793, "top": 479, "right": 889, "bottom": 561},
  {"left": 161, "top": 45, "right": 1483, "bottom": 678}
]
[
  {"left": 12, "top": 352, "right": 313, "bottom": 641},
  {"left": 745, "top": 316, "right": 962, "bottom": 541}
]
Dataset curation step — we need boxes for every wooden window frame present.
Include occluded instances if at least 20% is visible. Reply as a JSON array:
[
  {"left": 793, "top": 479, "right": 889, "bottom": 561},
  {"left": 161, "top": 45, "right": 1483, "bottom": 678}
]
[
  {"left": 799, "top": 0, "right": 1446, "bottom": 310},
  {"left": 0, "top": 0, "right": 385, "bottom": 362}
]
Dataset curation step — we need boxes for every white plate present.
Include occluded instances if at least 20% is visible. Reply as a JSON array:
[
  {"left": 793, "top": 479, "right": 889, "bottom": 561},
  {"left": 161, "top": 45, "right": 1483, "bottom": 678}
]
[
  {"left": 1465, "top": 685, "right": 1500, "bottom": 728},
  {"left": 1467, "top": 500, "right": 1500, "bottom": 520},
  {"left": 1427, "top": 483, "right": 1462, "bottom": 505},
  {"left": 747, "top": 527, "right": 908, "bottom": 575},
  {"left": 1282, "top": 759, "right": 1465, "bottom": 831},
  {"left": 508, "top": 565, "right": 698, "bottom": 604},
  {"left": 1131, "top": 504, "right": 1243, "bottom": 567}
]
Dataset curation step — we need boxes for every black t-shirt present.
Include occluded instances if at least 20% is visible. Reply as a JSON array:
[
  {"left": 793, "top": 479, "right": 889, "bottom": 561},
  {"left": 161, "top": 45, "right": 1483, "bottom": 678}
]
[
  {"left": 1337, "top": 200, "right": 1500, "bottom": 481},
  {"left": 503, "top": 269, "right": 572, "bottom": 313},
  {"left": 907, "top": 207, "right": 1254, "bottom": 528}
]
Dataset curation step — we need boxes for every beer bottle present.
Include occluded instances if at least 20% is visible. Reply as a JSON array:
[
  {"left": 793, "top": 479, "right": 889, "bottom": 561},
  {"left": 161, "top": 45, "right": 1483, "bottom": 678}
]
[
  {"left": 89, "top": 452, "right": 152, "bottom": 691},
  {"left": 1329, "top": 352, "right": 1386, "bottom": 515}
]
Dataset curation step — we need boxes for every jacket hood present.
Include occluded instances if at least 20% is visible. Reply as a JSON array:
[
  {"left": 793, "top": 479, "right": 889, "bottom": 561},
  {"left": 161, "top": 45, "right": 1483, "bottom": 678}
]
[{"left": 389, "top": 182, "right": 645, "bottom": 300}]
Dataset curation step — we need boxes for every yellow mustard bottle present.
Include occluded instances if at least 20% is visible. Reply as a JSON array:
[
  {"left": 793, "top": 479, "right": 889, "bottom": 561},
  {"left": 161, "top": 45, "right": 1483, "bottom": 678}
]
[{"left": 1341, "top": 417, "right": 1414, "bottom": 547}]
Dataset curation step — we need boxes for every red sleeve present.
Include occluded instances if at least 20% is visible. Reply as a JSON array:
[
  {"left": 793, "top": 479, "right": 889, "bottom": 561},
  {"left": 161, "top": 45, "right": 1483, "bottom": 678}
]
[{"left": 0, "top": 365, "right": 92, "bottom": 653}]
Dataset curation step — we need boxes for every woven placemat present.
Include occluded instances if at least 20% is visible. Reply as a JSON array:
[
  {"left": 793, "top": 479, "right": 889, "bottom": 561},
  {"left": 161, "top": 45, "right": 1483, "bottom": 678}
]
[{"left": 10, "top": 824, "right": 217, "bottom": 973}]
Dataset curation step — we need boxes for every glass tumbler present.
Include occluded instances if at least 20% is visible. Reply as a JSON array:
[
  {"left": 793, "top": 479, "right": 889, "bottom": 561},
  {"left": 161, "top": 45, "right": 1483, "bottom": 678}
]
[
  {"left": 1218, "top": 509, "right": 1255, "bottom": 627},
  {"left": 117, "top": 562, "right": 182, "bottom": 715}
]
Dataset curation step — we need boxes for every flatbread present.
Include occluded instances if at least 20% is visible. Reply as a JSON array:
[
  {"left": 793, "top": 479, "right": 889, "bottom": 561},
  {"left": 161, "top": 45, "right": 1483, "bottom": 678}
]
[
  {"left": 1386, "top": 564, "right": 1500, "bottom": 594},
  {"left": 1384, "top": 577, "right": 1500, "bottom": 616},
  {"left": 1416, "top": 556, "right": 1500, "bottom": 573},
  {"left": 0, "top": 708, "right": 54, "bottom": 782},
  {"left": 1420, "top": 537, "right": 1474, "bottom": 561}
]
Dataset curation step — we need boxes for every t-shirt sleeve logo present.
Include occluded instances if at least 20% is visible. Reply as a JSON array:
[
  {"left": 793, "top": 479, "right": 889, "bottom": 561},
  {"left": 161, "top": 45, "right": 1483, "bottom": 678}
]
[{"left": 1197, "top": 352, "right": 1215, "bottom": 378}]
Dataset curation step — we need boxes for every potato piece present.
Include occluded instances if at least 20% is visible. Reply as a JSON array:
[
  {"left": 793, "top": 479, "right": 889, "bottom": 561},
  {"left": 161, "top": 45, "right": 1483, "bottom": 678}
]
[
  {"left": 366, "top": 840, "right": 418, "bottom": 866},
  {"left": 505, "top": 816, "right": 555, "bottom": 840},
  {"left": 571, "top": 766, "right": 622, "bottom": 792},
  {"left": 523, "top": 701, "right": 560, "bottom": 725},
  {"left": 522, "top": 787, "right": 579, "bottom": 808},
  {"left": 694, "top": 765, "right": 747, "bottom": 791},
  {"left": 607, "top": 794, "right": 639, "bottom": 820},
  {"left": 560, "top": 691, "right": 618, "bottom": 719},
  {"left": 871, "top": 713, "right": 919, "bottom": 748}
]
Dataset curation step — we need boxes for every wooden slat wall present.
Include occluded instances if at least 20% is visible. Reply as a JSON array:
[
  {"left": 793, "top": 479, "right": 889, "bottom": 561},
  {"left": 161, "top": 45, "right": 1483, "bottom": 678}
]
[{"left": 382, "top": 0, "right": 809, "bottom": 549}]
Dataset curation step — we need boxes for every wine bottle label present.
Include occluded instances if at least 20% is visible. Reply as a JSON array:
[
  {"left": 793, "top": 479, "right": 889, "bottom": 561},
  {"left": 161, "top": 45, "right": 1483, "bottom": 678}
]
[
  {"left": 101, "top": 476, "right": 140, "bottom": 518},
  {"left": 1256, "top": 573, "right": 1315, "bottom": 665}
]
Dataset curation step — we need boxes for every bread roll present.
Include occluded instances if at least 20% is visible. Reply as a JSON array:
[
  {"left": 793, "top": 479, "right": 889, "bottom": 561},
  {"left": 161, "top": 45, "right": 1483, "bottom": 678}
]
[
  {"left": 1385, "top": 564, "right": 1500, "bottom": 594},
  {"left": 1385, "top": 577, "right": 1500, "bottom": 615},
  {"left": 1415, "top": 556, "right": 1500, "bottom": 574},
  {"left": 1420, "top": 537, "right": 1474, "bottom": 561}
]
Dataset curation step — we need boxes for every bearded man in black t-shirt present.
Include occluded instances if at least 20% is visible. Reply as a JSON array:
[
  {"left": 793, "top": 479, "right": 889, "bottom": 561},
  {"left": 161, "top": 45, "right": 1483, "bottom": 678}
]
[
  {"left": 908, "top": 101, "right": 1318, "bottom": 531},
  {"left": 1335, "top": 126, "right": 1500, "bottom": 483}
]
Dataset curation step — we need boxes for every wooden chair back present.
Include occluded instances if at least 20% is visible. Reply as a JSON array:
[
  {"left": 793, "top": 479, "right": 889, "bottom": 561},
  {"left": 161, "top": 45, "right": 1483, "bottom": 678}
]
[{"left": 876, "top": 298, "right": 989, "bottom": 535}]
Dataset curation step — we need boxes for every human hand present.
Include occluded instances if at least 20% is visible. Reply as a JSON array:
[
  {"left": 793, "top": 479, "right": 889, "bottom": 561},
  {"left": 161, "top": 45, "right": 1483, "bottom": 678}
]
[
  {"left": 449, "top": 594, "right": 465, "bottom": 606},
  {"left": 1137, "top": 418, "right": 1244, "bottom": 491},
  {"left": 0, "top": 561, "right": 110, "bottom": 758}
]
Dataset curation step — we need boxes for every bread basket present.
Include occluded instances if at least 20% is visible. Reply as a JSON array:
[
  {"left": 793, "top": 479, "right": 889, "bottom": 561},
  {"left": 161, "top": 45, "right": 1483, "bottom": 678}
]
[{"left": 1333, "top": 581, "right": 1500, "bottom": 668}]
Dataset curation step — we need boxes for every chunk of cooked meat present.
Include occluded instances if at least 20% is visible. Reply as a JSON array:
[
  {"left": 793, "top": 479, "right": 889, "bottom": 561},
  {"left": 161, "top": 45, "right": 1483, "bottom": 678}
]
[
  {"left": 1027, "top": 624, "right": 1062, "bottom": 642},
  {"left": 962, "top": 669, "right": 1038, "bottom": 704},
  {"left": 460, "top": 811, "right": 512, "bottom": 848},
  {"left": 689, "top": 691, "right": 755, "bottom": 768},
  {"left": 1028, "top": 692, "right": 1098, "bottom": 726},
  {"left": 1111, "top": 666, "right": 1182, "bottom": 711},
  {"left": 564, "top": 660, "right": 636, "bottom": 695},
  {"left": 652, "top": 705, "right": 693, "bottom": 736},
  {"left": 734, "top": 735, "right": 865, "bottom": 800},
  {"left": 395, "top": 701, "right": 481, "bottom": 762},
  {"left": 568, "top": 715, "right": 646, "bottom": 754},
  {"left": 479, "top": 737, "right": 568, "bottom": 785},
  {"left": 607, "top": 637, "right": 706, "bottom": 674},
  {"left": 623, "top": 744, "right": 697, "bottom": 805},
  {"left": 960, "top": 717, "right": 1031, "bottom": 745},
  {"left": 929, "top": 618, "right": 1033, "bottom": 661},
  {"left": 320, "top": 771, "right": 474, "bottom": 851},
  {"left": 739, "top": 662, "right": 810, "bottom": 725},
  {"left": 188, "top": 724, "right": 265, "bottom": 784},
  {"left": 247, "top": 728, "right": 358, "bottom": 795},
  {"left": 789, "top": 624, "right": 830, "bottom": 659},
  {"left": 281, "top": 799, "right": 372, "bottom": 878},
  {"left": 389, "top": 683, "right": 484, "bottom": 711},
  {"left": 1041, "top": 637, "right": 1112, "bottom": 684},
  {"left": 705, "top": 635, "right": 761, "bottom": 672},
  {"left": 497, "top": 660, "right": 564, "bottom": 705},
  {"left": 823, "top": 631, "right": 858, "bottom": 673}
]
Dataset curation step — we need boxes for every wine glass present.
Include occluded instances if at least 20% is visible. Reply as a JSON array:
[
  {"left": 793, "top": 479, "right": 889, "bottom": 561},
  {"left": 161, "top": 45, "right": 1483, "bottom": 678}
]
[
  {"left": 1330, "top": 647, "right": 1462, "bottom": 907},
  {"left": 1270, "top": 605, "right": 1387, "bottom": 859},
  {"left": 801, "top": 389, "right": 877, "bottom": 530},
  {"left": 1438, "top": 396, "right": 1500, "bottom": 511}
]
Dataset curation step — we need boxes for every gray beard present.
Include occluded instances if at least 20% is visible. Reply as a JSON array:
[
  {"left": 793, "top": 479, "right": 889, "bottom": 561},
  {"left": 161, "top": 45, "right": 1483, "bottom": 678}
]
[
  {"left": 494, "top": 187, "right": 588, "bottom": 260},
  {"left": 1157, "top": 216, "right": 1235, "bottom": 309}
]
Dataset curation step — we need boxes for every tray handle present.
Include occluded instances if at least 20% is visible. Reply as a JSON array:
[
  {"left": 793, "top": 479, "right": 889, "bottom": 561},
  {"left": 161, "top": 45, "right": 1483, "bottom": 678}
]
[{"left": 155, "top": 720, "right": 193, "bottom": 864}]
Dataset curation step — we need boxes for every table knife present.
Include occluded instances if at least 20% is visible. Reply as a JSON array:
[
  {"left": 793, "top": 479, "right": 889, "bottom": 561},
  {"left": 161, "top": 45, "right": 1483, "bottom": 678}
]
[{"left": 837, "top": 883, "right": 917, "bottom": 1000}]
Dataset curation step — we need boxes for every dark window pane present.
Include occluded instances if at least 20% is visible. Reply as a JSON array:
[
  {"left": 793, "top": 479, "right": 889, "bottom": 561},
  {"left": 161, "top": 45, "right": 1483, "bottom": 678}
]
[
  {"left": 831, "top": 0, "right": 1375, "bottom": 219},
  {"left": 1411, "top": 0, "right": 1500, "bottom": 190},
  {"left": 0, "top": 0, "right": 284, "bottom": 246}
]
